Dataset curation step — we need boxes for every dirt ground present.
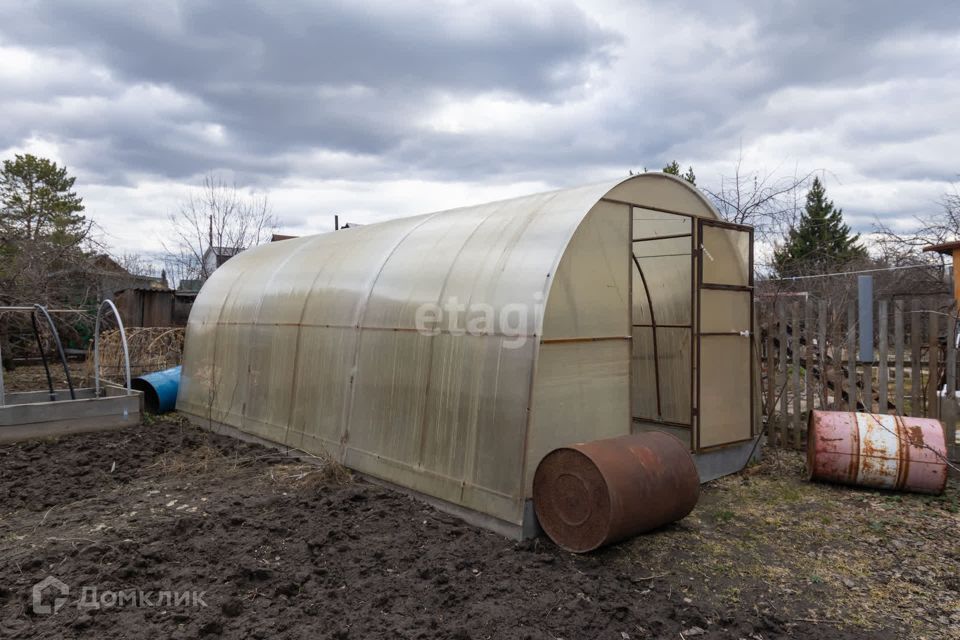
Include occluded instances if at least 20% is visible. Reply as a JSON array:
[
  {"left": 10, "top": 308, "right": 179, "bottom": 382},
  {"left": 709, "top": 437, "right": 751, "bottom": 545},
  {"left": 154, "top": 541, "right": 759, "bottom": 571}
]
[{"left": 0, "top": 371, "right": 958, "bottom": 639}]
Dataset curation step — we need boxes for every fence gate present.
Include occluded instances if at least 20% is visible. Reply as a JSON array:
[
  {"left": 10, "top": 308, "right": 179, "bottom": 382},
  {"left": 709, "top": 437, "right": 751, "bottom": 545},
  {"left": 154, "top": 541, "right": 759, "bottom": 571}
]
[{"left": 696, "top": 219, "right": 754, "bottom": 450}]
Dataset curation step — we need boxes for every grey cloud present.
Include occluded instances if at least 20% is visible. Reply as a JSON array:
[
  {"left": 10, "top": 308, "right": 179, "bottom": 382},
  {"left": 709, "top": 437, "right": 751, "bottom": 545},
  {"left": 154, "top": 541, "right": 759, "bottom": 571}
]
[
  {"left": 0, "top": 0, "right": 619, "bottom": 180},
  {"left": 0, "top": 0, "right": 958, "bottom": 236}
]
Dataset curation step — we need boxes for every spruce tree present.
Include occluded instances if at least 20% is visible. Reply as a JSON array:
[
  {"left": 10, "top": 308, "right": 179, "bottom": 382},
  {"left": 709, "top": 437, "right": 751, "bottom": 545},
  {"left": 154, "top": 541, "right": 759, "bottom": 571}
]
[{"left": 772, "top": 177, "right": 866, "bottom": 277}]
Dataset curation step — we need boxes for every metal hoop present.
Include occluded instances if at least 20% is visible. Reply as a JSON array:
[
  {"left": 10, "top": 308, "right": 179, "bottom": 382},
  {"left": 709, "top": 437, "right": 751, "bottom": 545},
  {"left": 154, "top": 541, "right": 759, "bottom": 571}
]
[
  {"left": 32, "top": 304, "right": 76, "bottom": 400},
  {"left": 94, "top": 299, "right": 131, "bottom": 396}
]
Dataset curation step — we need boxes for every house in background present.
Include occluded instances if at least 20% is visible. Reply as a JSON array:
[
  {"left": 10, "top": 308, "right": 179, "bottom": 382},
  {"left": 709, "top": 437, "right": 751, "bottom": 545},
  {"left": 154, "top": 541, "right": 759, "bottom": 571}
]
[
  {"left": 113, "top": 277, "right": 208, "bottom": 328},
  {"left": 113, "top": 287, "right": 175, "bottom": 327},
  {"left": 202, "top": 246, "right": 242, "bottom": 277},
  {"left": 90, "top": 255, "right": 168, "bottom": 302}
]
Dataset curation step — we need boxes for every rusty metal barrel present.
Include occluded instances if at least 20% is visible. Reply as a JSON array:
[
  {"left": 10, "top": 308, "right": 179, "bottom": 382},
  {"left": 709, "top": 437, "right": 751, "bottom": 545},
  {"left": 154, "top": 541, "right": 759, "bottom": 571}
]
[
  {"left": 532, "top": 432, "right": 700, "bottom": 553},
  {"left": 807, "top": 410, "right": 948, "bottom": 495}
]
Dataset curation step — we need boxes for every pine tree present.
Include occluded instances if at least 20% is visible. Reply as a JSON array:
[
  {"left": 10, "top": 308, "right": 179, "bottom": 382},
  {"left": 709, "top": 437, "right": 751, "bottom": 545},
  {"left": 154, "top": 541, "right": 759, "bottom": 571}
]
[
  {"left": 0, "top": 154, "right": 87, "bottom": 245},
  {"left": 662, "top": 160, "right": 696, "bottom": 185},
  {"left": 772, "top": 177, "right": 866, "bottom": 277}
]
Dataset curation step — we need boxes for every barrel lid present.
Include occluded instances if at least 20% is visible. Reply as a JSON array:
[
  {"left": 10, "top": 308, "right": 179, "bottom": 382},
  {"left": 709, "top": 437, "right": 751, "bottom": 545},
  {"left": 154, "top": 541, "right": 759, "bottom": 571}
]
[{"left": 532, "top": 447, "right": 611, "bottom": 553}]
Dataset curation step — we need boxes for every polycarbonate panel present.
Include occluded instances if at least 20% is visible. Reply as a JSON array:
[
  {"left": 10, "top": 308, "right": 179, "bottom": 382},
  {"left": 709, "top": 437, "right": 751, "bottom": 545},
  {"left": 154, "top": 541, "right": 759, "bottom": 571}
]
[
  {"left": 347, "top": 330, "right": 435, "bottom": 462},
  {"left": 629, "top": 327, "right": 691, "bottom": 425},
  {"left": 632, "top": 419, "right": 692, "bottom": 447},
  {"left": 286, "top": 326, "right": 357, "bottom": 450},
  {"left": 698, "top": 336, "right": 752, "bottom": 447},
  {"left": 701, "top": 225, "right": 750, "bottom": 287},
  {"left": 362, "top": 208, "right": 496, "bottom": 330},
  {"left": 468, "top": 339, "right": 535, "bottom": 498},
  {"left": 609, "top": 175, "right": 719, "bottom": 220},
  {"left": 526, "top": 201, "right": 631, "bottom": 494},
  {"left": 632, "top": 207, "right": 693, "bottom": 238},
  {"left": 631, "top": 327, "right": 657, "bottom": 420},
  {"left": 700, "top": 290, "right": 751, "bottom": 333},
  {"left": 542, "top": 200, "right": 630, "bottom": 339},
  {"left": 241, "top": 324, "right": 300, "bottom": 443},
  {"left": 656, "top": 327, "right": 692, "bottom": 424},
  {"left": 632, "top": 241, "right": 692, "bottom": 325},
  {"left": 526, "top": 340, "right": 630, "bottom": 492}
]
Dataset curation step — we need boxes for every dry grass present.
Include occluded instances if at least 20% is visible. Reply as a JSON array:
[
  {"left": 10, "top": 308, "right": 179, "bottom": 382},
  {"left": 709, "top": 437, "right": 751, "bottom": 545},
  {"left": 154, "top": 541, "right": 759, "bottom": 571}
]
[
  {"left": 622, "top": 449, "right": 960, "bottom": 639},
  {"left": 267, "top": 453, "right": 354, "bottom": 489},
  {"left": 85, "top": 327, "right": 184, "bottom": 384}
]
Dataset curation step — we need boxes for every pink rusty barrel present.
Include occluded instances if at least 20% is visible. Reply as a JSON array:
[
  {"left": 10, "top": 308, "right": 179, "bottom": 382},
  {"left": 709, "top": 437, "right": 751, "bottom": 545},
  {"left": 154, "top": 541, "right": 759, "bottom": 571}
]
[
  {"left": 807, "top": 410, "right": 948, "bottom": 495},
  {"left": 532, "top": 432, "right": 700, "bottom": 553}
]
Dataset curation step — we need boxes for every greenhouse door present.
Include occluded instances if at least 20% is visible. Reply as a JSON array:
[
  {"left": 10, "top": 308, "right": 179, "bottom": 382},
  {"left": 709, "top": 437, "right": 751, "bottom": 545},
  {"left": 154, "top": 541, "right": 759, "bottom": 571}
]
[{"left": 696, "top": 219, "right": 753, "bottom": 450}]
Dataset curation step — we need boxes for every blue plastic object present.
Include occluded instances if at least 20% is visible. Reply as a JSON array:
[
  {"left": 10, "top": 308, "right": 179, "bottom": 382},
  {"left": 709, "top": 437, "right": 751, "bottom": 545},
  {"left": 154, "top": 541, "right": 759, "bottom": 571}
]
[{"left": 131, "top": 366, "right": 181, "bottom": 413}]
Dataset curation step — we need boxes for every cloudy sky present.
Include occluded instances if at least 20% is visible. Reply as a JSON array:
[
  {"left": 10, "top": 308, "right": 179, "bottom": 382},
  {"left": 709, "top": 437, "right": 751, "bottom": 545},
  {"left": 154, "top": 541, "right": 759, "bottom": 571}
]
[{"left": 1, "top": 0, "right": 958, "bottom": 258}]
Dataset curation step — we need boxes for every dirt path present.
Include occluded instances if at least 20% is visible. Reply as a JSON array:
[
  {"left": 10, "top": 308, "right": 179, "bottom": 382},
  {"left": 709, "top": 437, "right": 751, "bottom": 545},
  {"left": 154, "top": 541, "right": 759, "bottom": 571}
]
[{"left": 0, "top": 418, "right": 956, "bottom": 639}]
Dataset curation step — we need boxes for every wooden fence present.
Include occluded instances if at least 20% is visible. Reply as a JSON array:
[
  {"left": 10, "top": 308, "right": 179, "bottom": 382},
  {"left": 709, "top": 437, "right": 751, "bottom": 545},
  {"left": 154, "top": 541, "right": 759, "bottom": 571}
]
[{"left": 757, "top": 296, "right": 958, "bottom": 463}]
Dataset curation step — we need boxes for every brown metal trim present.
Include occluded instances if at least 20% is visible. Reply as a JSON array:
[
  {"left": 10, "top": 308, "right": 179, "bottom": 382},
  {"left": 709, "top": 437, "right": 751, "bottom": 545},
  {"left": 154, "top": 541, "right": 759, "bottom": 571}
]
[
  {"left": 633, "top": 253, "right": 662, "bottom": 418},
  {"left": 633, "top": 323, "right": 692, "bottom": 329},
  {"left": 632, "top": 233, "right": 692, "bottom": 243},
  {"left": 694, "top": 436, "right": 757, "bottom": 453},
  {"left": 699, "top": 283, "right": 753, "bottom": 292},
  {"left": 207, "top": 322, "right": 543, "bottom": 340},
  {"left": 690, "top": 220, "right": 697, "bottom": 450},
  {"left": 699, "top": 218, "right": 752, "bottom": 233},
  {"left": 632, "top": 417, "right": 693, "bottom": 429},
  {"left": 601, "top": 198, "right": 697, "bottom": 220},
  {"left": 695, "top": 220, "right": 702, "bottom": 451},
  {"left": 748, "top": 225, "right": 755, "bottom": 438},
  {"left": 629, "top": 207, "right": 698, "bottom": 431},
  {"left": 540, "top": 336, "right": 631, "bottom": 345},
  {"left": 695, "top": 218, "right": 756, "bottom": 453},
  {"left": 628, "top": 205, "right": 634, "bottom": 433},
  {"left": 700, "top": 331, "right": 750, "bottom": 337}
]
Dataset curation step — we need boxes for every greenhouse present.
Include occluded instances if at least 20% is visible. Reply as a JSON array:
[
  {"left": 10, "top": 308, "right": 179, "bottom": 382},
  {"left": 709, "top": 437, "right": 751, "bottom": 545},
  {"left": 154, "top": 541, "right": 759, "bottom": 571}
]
[{"left": 178, "top": 173, "right": 758, "bottom": 538}]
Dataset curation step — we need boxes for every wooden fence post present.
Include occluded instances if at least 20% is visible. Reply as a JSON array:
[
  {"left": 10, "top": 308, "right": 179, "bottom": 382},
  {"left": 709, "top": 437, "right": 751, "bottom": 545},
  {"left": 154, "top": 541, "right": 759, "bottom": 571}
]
[
  {"left": 792, "top": 301, "right": 802, "bottom": 448},
  {"left": 818, "top": 300, "right": 828, "bottom": 408},
  {"left": 878, "top": 300, "right": 889, "bottom": 415},
  {"left": 929, "top": 311, "right": 940, "bottom": 419},
  {"left": 911, "top": 299, "right": 922, "bottom": 416},
  {"left": 778, "top": 301, "right": 789, "bottom": 446},
  {"left": 945, "top": 313, "right": 957, "bottom": 464},
  {"left": 804, "top": 299, "right": 814, "bottom": 435},
  {"left": 847, "top": 300, "right": 857, "bottom": 411},
  {"left": 764, "top": 311, "right": 774, "bottom": 439},
  {"left": 834, "top": 309, "right": 844, "bottom": 411},
  {"left": 895, "top": 300, "right": 905, "bottom": 415}
]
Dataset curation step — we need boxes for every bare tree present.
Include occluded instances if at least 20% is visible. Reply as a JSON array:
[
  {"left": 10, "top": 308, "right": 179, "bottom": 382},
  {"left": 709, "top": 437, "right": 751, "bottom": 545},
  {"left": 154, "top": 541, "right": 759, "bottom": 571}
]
[
  {"left": 868, "top": 181, "right": 959, "bottom": 294},
  {"left": 702, "top": 152, "right": 817, "bottom": 255},
  {"left": 164, "top": 174, "right": 277, "bottom": 284},
  {"left": 873, "top": 182, "right": 959, "bottom": 267},
  {"left": 114, "top": 252, "right": 159, "bottom": 277}
]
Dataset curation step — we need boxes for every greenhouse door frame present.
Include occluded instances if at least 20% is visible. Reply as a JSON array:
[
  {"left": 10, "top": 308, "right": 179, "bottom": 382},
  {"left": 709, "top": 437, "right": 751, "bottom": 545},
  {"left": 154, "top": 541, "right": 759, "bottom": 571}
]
[
  {"left": 694, "top": 218, "right": 754, "bottom": 452},
  {"left": 629, "top": 206, "right": 696, "bottom": 433}
]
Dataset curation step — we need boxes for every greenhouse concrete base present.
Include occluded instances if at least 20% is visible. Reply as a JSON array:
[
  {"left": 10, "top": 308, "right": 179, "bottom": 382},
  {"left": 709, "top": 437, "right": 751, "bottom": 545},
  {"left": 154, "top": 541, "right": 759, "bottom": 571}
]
[{"left": 693, "top": 436, "right": 763, "bottom": 482}]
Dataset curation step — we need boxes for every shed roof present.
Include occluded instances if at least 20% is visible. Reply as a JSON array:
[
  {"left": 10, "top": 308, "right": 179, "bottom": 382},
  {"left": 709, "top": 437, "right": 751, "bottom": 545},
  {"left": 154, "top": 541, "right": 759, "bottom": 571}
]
[{"left": 923, "top": 240, "right": 960, "bottom": 255}]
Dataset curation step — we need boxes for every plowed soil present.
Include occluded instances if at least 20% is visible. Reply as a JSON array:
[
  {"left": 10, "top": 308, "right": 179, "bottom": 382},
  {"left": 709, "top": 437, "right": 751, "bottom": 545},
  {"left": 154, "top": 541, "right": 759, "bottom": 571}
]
[{"left": 0, "top": 373, "right": 956, "bottom": 639}]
